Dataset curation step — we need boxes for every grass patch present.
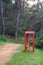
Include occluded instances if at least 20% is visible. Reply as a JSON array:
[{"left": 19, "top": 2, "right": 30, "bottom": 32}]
[
  {"left": 0, "top": 41, "right": 6, "bottom": 45},
  {"left": 6, "top": 44, "right": 43, "bottom": 65}
]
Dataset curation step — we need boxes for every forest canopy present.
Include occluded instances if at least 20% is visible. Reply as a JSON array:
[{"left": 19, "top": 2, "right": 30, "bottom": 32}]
[{"left": 0, "top": 0, "right": 43, "bottom": 40}]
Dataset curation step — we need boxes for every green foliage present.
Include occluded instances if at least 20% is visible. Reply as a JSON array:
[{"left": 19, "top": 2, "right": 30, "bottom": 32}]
[
  {"left": 0, "top": 35, "right": 16, "bottom": 43},
  {"left": 3, "top": 0, "right": 11, "bottom": 3},
  {"left": 0, "top": 35, "right": 7, "bottom": 42},
  {"left": 35, "top": 30, "right": 43, "bottom": 49},
  {"left": 0, "top": 0, "right": 43, "bottom": 38},
  {"left": 14, "top": 37, "right": 24, "bottom": 44}
]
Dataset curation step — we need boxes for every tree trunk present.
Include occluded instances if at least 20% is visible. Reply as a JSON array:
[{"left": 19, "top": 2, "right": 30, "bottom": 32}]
[
  {"left": 15, "top": 0, "right": 24, "bottom": 40},
  {"left": 15, "top": 9, "right": 20, "bottom": 40},
  {"left": 1, "top": 0, "right": 5, "bottom": 35}
]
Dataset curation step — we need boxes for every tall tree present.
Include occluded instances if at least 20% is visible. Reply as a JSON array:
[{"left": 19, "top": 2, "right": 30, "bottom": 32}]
[
  {"left": 1, "top": 0, "right": 5, "bottom": 35},
  {"left": 15, "top": 0, "right": 22, "bottom": 40},
  {"left": 0, "top": 0, "right": 11, "bottom": 35}
]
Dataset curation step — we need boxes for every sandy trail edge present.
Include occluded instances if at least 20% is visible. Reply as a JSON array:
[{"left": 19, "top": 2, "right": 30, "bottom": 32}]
[{"left": 0, "top": 43, "right": 21, "bottom": 65}]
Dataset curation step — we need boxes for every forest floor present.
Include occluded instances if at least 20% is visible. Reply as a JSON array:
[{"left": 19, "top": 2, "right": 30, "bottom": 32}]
[{"left": 0, "top": 43, "right": 21, "bottom": 65}]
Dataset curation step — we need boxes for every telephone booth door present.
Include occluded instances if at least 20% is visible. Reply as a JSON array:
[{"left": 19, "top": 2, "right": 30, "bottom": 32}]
[{"left": 24, "top": 31, "right": 35, "bottom": 52}]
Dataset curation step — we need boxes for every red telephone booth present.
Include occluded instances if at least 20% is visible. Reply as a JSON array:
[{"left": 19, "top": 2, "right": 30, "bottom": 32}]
[{"left": 24, "top": 31, "right": 35, "bottom": 52}]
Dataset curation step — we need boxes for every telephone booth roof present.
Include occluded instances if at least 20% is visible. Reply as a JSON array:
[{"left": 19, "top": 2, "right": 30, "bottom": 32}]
[{"left": 25, "top": 31, "right": 35, "bottom": 34}]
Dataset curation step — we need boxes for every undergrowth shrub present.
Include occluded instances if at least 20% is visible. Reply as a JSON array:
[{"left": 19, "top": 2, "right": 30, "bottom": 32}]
[
  {"left": 35, "top": 30, "right": 43, "bottom": 49},
  {"left": 0, "top": 35, "right": 7, "bottom": 42}
]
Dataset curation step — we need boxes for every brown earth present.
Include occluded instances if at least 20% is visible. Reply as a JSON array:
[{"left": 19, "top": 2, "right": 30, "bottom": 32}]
[{"left": 0, "top": 43, "right": 21, "bottom": 65}]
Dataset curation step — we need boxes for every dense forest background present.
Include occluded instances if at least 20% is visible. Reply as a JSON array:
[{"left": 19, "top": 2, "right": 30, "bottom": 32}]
[{"left": 0, "top": 0, "right": 43, "bottom": 48}]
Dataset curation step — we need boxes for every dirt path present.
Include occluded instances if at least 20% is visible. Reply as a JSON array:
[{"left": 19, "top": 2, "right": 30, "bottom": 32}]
[{"left": 0, "top": 43, "right": 21, "bottom": 65}]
